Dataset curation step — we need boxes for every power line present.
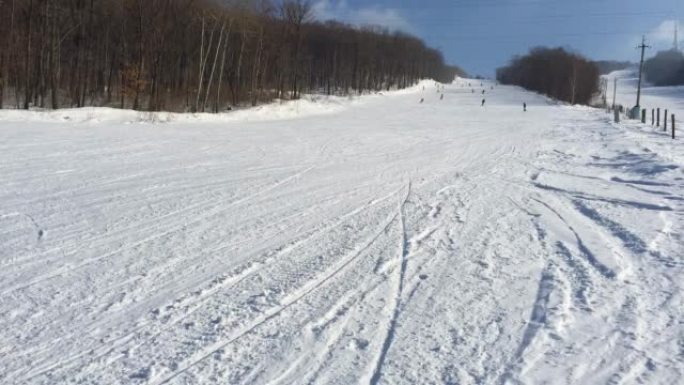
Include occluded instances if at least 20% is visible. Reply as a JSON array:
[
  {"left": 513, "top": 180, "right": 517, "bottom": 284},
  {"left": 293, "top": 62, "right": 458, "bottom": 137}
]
[
  {"left": 402, "top": 10, "right": 670, "bottom": 23},
  {"left": 422, "top": 29, "right": 661, "bottom": 41},
  {"left": 635, "top": 36, "right": 650, "bottom": 109},
  {"left": 367, "top": 0, "right": 666, "bottom": 10}
]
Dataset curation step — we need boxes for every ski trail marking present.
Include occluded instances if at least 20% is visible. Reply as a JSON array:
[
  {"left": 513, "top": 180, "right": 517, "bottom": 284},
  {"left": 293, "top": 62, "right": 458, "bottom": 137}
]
[
  {"left": 149, "top": 202, "right": 401, "bottom": 385},
  {"left": 531, "top": 197, "right": 617, "bottom": 279},
  {"left": 1, "top": 166, "right": 317, "bottom": 295},
  {"left": 368, "top": 181, "right": 411, "bottom": 385},
  {"left": 18, "top": 186, "right": 407, "bottom": 382},
  {"left": 498, "top": 265, "right": 555, "bottom": 384}
]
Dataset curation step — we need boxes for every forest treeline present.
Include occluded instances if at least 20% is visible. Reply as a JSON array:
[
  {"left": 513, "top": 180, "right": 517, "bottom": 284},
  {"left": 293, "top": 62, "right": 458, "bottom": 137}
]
[
  {"left": 0, "top": 0, "right": 463, "bottom": 112},
  {"left": 496, "top": 47, "right": 599, "bottom": 105},
  {"left": 593, "top": 60, "right": 632, "bottom": 75},
  {"left": 644, "top": 49, "right": 684, "bottom": 86}
]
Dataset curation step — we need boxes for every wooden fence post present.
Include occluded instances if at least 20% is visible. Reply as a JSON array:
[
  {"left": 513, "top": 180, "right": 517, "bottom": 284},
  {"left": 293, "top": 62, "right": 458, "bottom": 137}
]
[
  {"left": 642, "top": 109, "right": 646, "bottom": 123},
  {"left": 652, "top": 109, "right": 654, "bottom": 125},
  {"left": 672, "top": 114, "right": 676, "bottom": 139},
  {"left": 657, "top": 108, "right": 660, "bottom": 127},
  {"left": 664, "top": 110, "right": 668, "bottom": 131}
]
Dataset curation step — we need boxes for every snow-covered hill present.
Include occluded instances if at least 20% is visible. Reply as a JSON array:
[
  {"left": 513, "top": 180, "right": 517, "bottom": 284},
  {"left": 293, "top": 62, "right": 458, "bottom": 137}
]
[
  {"left": 1, "top": 78, "right": 682, "bottom": 384},
  {"left": 605, "top": 69, "right": 684, "bottom": 120}
]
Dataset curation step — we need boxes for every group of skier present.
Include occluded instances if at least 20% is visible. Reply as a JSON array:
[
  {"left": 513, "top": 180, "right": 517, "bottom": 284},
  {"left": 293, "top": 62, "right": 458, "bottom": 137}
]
[
  {"left": 480, "top": 89, "right": 527, "bottom": 112},
  {"left": 423, "top": 81, "right": 528, "bottom": 112}
]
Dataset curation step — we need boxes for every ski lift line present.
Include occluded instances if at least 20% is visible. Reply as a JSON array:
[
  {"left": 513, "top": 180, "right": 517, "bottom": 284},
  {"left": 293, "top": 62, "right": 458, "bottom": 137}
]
[
  {"left": 422, "top": 30, "right": 663, "bottom": 41},
  {"left": 378, "top": 0, "right": 567, "bottom": 7},
  {"left": 314, "top": 10, "right": 674, "bottom": 31},
  {"left": 399, "top": 10, "right": 671, "bottom": 22},
  {"left": 400, "top": 14, "right": 668, "bottom": 28},
  {"left": 351, "top": 0, "right": 675, "bottom": 10}
]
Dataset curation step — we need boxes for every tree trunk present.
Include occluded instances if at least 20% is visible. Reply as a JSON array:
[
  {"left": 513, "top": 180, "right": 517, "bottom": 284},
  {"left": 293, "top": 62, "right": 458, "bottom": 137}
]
[
  {"left": 214, "top": 19, "right": 232, "bottom": 113},
  {"left": 195, "top": 15, "right": 217, "bottom": 112},
  {"left": 233, "top": 25, "right": 246, "bottom": 106},
  {"left": 23, "top": 0, "right": 34, "bottom": 109},
  {"left": 203, "top": 19, "right": 227, "bottom": 112},
  {"left": 251, "top": 26, "right": 263, "bottom": 106}
]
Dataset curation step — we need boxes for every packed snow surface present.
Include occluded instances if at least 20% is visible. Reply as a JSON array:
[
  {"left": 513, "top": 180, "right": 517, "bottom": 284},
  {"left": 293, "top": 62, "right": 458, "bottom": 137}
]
[{"left": 1, "top": 76, "right": 682, "bottom": 385}]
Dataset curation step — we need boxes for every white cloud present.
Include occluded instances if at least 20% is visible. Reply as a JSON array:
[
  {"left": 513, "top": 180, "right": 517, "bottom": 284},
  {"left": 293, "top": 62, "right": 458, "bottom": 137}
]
[
  {"left": 312, "top": 0, "right": 414, "bottom": 33},
  {"left": 647, "top": 19, "right": 683, "bottom": 48}
]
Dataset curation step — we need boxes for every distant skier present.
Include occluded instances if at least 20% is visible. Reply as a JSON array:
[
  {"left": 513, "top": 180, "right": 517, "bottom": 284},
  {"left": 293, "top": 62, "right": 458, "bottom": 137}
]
[
  {"left": 482, "top": 89, "right": 485, "bottom": 95},
  {"left": 420, "top": 98, "right": 424, "bottom": 104},
  {"left": 523, "top": 102, "right": 527, "bottom": 111},
  {"left": 440, "top": 94, "right": 444, "bottom": 100},
  {"left": 481, "top": 98, "right": 485, "bottom": 107}
]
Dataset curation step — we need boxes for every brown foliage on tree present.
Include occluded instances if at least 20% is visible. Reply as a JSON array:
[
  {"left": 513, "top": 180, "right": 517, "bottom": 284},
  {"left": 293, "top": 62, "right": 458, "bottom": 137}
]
[
  {"left": 0, "top": 0, "right": 461, "bottom": 112},
  {"left": 497, "top": 47, "right": 599, "bottom": 105}
]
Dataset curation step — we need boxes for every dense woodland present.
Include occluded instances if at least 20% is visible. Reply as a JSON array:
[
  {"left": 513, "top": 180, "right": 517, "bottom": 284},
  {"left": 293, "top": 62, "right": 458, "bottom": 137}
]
[
  {"left": 0, "top": 0, "right": 462, "bottom": 112},
  {"left": 644, "top": 49, "right": 684, "bottom": 86},
  {"left": 496, "top": 47, "right": 599, "bottom": 105}
]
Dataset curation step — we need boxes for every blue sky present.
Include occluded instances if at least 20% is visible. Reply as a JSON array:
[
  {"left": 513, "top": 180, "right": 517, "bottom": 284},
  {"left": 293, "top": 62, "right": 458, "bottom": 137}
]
[{"left": 312, "top": 0, "right": 683, "bottom": 76}]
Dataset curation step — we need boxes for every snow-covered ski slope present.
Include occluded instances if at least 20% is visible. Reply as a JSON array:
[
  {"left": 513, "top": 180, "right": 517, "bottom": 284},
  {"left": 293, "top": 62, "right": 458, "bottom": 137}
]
[
  {"left": 1, "top": 77, "right": 682, "bottom": 385},
  {"left": 605, "top": 69, "right": 684, "bottom": 120}
]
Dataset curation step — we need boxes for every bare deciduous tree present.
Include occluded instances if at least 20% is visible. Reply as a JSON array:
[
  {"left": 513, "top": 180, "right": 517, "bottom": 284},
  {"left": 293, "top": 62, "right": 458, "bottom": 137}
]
[
  {"left": 497, "top": 47, "right": 599, "bottom": 105},
  {"left": 0, "top": 0, "right": 463, "bottom": 112}
]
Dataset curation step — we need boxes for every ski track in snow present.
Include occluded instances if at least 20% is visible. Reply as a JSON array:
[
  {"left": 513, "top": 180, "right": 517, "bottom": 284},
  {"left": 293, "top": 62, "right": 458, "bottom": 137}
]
[{"left": 1, "top": 74, "right": 683, "bottom": 385}]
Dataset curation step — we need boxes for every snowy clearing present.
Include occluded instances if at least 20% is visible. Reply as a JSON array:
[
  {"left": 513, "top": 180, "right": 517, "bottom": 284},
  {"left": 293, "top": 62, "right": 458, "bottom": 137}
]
[{"left": 1, "top": 77, "right": 682, "bottom": 385}]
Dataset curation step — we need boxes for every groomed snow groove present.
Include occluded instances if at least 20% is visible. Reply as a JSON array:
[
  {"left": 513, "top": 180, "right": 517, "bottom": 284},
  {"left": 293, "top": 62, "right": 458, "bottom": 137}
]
[{"left": 1, "top": 74, "right": 682, "bottom": 384}]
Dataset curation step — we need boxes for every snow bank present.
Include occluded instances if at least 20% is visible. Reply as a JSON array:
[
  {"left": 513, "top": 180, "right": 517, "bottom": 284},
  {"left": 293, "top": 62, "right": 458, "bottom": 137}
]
[
  {"left": 0, "top": 80, "right": 440, "bottom": 125},
  {"left": 0, "top": 97, "right": 348, "bottom": 125}
]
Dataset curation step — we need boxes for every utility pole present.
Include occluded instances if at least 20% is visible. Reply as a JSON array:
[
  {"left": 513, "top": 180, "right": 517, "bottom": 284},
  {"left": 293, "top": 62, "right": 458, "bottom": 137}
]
[
  {"left": 635, "top": 36, "right": 650, "bottom": 111},
  {"left": 600, "top": 78, "right": 607, "bottom": 108}
]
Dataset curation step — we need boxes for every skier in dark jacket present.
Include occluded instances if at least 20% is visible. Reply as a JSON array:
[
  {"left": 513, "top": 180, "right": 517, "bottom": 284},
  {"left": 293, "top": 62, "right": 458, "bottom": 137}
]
[{"left": 481, "top": 98, "right": 485, "bottom": 107}]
